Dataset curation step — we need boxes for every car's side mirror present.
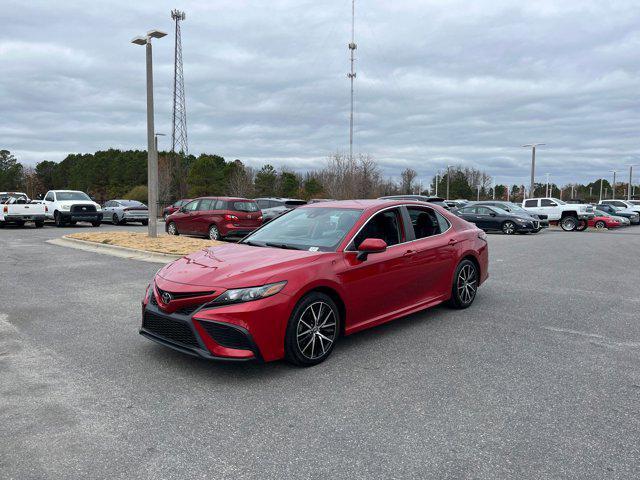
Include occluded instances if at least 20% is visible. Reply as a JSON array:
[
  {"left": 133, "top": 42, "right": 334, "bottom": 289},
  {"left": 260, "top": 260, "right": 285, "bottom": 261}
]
[
  {"left": 179, "top": 207, "right": 186, "bottom": 213},
  {"left": 356, "top": 238, "right": 387, "bottom": 261}
]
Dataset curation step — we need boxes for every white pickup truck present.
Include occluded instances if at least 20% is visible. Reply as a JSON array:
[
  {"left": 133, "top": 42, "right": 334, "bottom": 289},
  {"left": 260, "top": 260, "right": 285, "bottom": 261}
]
[
  {"left": 42, "top": 190, "right": 103, "bottom": 227},
  {"left": 522, "top": 197, "right": 594, "bottom": 231},
  {"left": 0, "top": 192, "right": 46, "bottom": 227}
]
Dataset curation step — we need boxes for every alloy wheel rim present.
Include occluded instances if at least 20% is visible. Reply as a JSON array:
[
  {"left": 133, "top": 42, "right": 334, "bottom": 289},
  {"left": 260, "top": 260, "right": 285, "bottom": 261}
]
[
  {"left": 113, "top": 214, "right": 118, "bottom": 224},
  {"left": 209, "top": 226, "right": 219, "bottom": 240},
  {"left": 596, "top": 222, "right": 605, "bottom": 229},
  {"left": 296, "top": 301, "right": 337, "bottom": 360},
  {"left": 563, "top": 218, "right": 576, "bottom": 230},
  {"left": 503, "top": 222, "right": 515, "bottom": 234},
  {"left": 457, "top": 264, "right": 477, "bottom": 304},
  {"left": 168, "top": 223, "right": 176, "bottom": 235}
]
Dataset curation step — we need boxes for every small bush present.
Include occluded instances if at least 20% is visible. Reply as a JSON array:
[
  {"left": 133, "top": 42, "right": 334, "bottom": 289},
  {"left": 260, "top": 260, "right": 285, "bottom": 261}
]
[{"left": 124, "top": 185, "right": 148, "bottom": 203}]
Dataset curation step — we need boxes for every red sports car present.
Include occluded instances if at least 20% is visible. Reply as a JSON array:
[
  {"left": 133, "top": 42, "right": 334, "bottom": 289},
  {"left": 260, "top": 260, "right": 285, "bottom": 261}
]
[
  {"left": 588, "top": 213, "right": 621, "bottom": 229},
  {"left": 141, "top": 200, "right": 489, "bottom": 366},
  {"left": 166, "top": 196, "right": 262, "bottom": 240}
]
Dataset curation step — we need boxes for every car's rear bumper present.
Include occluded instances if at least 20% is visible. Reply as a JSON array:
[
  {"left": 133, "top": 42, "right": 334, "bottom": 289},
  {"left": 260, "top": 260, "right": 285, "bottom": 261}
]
[
  {"left": 122, "top": 213, "right": 148, "bottom": 221},
  {"left": 219, "top": 224, "right": 260, "bottom": 237},
  {"left": 2, "top": 214, "right": 46, "bottom": 222}
]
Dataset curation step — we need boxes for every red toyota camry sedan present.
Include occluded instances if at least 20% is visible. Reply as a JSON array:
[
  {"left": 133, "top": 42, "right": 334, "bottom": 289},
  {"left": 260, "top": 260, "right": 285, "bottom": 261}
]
[{"left": 141, "top": 200, "right": 489, "bottom": 366}]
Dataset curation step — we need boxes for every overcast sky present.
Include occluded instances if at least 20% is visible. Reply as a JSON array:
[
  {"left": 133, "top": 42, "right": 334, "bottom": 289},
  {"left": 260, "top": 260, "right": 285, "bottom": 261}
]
[{"left": 1, "top": 0, "right": 639, "bottom": 186}]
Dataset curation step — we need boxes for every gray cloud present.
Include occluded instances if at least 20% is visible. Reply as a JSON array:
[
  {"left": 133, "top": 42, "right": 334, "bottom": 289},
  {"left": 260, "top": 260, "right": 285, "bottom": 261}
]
[{"left": 1, "top": 0, "right": 639, "bottom": 186}]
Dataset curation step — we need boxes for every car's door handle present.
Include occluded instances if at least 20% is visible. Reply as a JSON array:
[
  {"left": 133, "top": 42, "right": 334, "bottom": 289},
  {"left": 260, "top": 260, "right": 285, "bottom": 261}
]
[
  {"left": 448, "top": 238, "right": 458, "bottom": 245},
  {"left": 403, "top": 249, "right": 416, "bottom": 257}
]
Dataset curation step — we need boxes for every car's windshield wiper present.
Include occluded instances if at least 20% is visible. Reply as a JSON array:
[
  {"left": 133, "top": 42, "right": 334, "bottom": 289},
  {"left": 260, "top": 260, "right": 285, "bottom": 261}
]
[
  {"left": 243, "top": 240, "right": 264, "bottom": 247},
  {"left": 265, "top": 242, "right": 303, "bottom": 250}
]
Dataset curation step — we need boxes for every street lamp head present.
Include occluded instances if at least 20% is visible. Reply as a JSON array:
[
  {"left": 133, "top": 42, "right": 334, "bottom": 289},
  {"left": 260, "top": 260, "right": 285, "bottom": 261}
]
[
  {"left": 131, "top": 36, "right": 147, "bottom": 46},
  {"left": 147, "top": 29, "right": 167, "bottom": 39}
]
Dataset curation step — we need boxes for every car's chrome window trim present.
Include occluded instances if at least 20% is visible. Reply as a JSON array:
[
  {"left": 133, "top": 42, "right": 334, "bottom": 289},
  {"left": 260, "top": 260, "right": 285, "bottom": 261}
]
[{"left": 343, "top": 204, "right": 452, "bottom": 252}]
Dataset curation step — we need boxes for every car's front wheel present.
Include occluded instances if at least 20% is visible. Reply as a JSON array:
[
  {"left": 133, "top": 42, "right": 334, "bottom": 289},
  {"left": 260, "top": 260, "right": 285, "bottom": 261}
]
[
  {"left": 167, "top": 222, "right": 179, "bottom": 235},
  {"left": 448, "top": 259, "right": 478, "bottom": 309},
  {"left": 576, "top": 219, "right": 588, "bottom": 231},
  {"left": 502, "top": 221, "right": 516, "bottom": 235},
  {"left": 594, "top": 220, "right": 606, "bottom": 229},
  {"left": 285, "top": 292, "right": 340, "bottom": 367},
  {"left": 54, "top": 211, "right": 66, "bottom": 227}
]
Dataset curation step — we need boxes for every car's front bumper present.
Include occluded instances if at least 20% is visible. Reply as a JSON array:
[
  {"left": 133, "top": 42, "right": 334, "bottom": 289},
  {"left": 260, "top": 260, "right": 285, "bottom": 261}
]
[
  {"left": 3, "top": 214, "right": 46, "bottom": 222},
  {"left": 60, "top": 211, "right": 103, "bottom": 222}
]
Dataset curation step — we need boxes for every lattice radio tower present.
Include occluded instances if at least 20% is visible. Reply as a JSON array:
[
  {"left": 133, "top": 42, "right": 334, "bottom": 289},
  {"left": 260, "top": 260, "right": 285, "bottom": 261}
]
[
  {"left": 171, "top": 9, "right": 188, "bottom": 196},
  {"left": 347, "top": 0, "right": 357, "bottom": 161}
]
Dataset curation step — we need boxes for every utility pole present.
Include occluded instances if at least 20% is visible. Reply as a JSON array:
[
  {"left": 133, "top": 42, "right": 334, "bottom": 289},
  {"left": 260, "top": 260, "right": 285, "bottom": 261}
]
[
  {"left": 628, "top": 165, "right": 636, "bottom": 201},
  {"left": 477, "top": 185, "right": 481, "bottom": 201},
  {"left": 611, "top": 170, "right": 617, "bottom": 200},
  {"left": 132, "top": 29, "right": 167, "bottom": 238},
  {"left": 599, "top": 178, "right": 603, "bottom": 202},
  {"left": 571, "top": 185, "right": 575, "bottom": 199},
  {"left": 545, "top": 173, "right": 550, "bottom": 197},
  {"left": 492, "top": 180, "right": 495, "bottom": 200},
  {"left": 522, "top": 143, "right": 545, "bottom": 198},
  {"left": 347, "top": 0, "right": 357, "bottom": 161},
  {"left": 434, "top": 173, "right": 439, "bottom": 197},
  {"left": 446, "top": 165, "right": 452, "bottom": 200}
]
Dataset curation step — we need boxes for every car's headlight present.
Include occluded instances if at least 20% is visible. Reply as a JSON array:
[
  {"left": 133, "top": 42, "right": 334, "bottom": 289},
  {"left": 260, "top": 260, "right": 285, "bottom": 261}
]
[
  {"left": 515, "top": 218, "right": 528, "bottom": 224},
  {"left": 95, "top": 205, "right": 102, "bottom": 211},
  {"left": 208, "top": 281, "right": 287, "bottom": 306}
]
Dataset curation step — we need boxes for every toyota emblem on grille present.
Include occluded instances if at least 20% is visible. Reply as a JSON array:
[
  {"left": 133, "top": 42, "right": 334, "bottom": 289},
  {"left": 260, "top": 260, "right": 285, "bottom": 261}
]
[
  {"left": 82, "top": 206, "right": 86, "bottom": 210},
  {"left": 161, "top": 291, "right": 172, "bottom": 304}
]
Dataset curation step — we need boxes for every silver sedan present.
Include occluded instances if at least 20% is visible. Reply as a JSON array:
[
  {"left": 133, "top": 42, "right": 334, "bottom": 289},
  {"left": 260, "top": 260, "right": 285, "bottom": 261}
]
[{"left": 102, "top": 200, "right": 149, "bottom": 225}]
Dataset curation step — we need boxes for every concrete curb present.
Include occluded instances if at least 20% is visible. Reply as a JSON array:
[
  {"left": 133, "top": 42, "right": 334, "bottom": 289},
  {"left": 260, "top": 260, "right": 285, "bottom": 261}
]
[{"left": 46, "top": 236, "right": 183, "bottom": 264}]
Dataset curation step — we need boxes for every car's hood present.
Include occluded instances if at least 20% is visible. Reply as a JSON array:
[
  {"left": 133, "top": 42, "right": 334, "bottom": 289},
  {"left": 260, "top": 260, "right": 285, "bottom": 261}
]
[
  {"left": 58, "top": 200, "right": 100, "bottom": 209},
  {"left": 157, "top": 243, "right": 323, "bottom": 288}
]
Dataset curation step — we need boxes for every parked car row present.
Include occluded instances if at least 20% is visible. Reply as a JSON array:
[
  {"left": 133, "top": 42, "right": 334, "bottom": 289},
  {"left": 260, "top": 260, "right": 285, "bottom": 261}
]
[{"left": 0, "top": 190, "right": 150, "bottom": 228}]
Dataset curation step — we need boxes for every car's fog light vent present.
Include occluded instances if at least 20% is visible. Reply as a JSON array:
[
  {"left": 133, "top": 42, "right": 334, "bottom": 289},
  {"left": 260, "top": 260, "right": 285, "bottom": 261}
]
[
  {"left": 198, "top": 321, "right": 253, "bottom": 350},
  {"left": 143, "top": 311, "right": 199, "bottom": 348}
]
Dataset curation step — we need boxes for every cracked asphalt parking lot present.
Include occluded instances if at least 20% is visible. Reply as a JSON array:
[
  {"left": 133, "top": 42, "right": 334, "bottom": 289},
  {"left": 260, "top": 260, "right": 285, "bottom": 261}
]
[{"left": 1, "top": 223, "right": 639, "bottom": 479}]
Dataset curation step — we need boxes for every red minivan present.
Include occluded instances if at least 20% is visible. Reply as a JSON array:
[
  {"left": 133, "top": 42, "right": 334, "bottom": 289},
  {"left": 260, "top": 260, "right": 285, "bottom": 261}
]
[{"left": 165, "top": 197, "right": 263, "bottom": 240}]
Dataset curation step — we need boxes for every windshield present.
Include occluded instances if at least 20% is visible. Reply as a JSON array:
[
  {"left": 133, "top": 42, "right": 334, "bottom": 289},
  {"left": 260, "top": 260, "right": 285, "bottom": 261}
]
[
  {"left": 242, "top": 207, "right": 363, "bottom": 252},
  {"left": 232, "top": 201, "right": 259, "bottom": 212},
  {"left": 629, "top": 200, "right": 640, "bottom": 206},
  {"left": 119, "top": 200, "right": 146, "bottom": 207},
  {"left": 57, "top": 192, "right": 91, "bottom": 201}
]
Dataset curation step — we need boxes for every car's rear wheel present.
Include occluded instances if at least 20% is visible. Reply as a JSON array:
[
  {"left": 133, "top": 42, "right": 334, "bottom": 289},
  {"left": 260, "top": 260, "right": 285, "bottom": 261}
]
[
  {"left": 141, "top": 220, "right": 148, "bottom": 226},
  {"left": 576, "top": 219, "right": 588, "bottom": 231},
  {"left": 448, "top": 259, "right": 478, "bottom": 309},
  {"left": 594, "top": 220, "right": 606, "bottom": 229},
  {"left": 560, "top": 216, "right": 578, "bottom": 231},
  {"left": 285, "top": 292, "right": 340, "bottom": 367},
  {"left": 208, "top": 224, "right": 220, "bottom": 240},
  {"left": 34, "top": 220, "right": 44, "bottom": 228},
  {"left": 112, "top": 213, "right": 120, "bottom": 225},
  {"left": 502, "top": 221, "right": 516, "bottom": 235},
  {"left": 167, "top": 222, "right": 179, "bottom": 235}
]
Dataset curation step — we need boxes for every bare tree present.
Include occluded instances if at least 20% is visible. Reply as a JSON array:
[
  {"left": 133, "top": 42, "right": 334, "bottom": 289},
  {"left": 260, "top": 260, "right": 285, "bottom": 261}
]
[
  {"left": 227, "top": 160, "right": 254, "bottom": 197},
  {"left": 400, "top": 168, "right": 418, "bottom": 194}
]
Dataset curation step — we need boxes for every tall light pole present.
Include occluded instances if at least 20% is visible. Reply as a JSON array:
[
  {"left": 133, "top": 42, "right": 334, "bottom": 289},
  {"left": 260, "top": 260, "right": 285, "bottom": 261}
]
[
  {"left": 132, "top": 29, "right": 167, "bottom": 238},
  {"left": 599, "top": 177, "right": 604, "bottom": 202},
  {"left": 446, "top": 165, "right": 452, "bottom": 200},
  {"left": 347, "top": 0, "right": 357, "bottom": 161},
  {"left": 492, "top": 179, "right": 496, "bottom": 200},
  {"left": 434, "top": 172, "right": 439, "bottom": 197},
  {"left": 628, "top": 165, "right": 637, "bottom": 201},
  {"left": 522, "top": 143, "right": 545, "bottom": 199},
  {"left": 610, "top": 169, "right": 617, "bottom": 200}
]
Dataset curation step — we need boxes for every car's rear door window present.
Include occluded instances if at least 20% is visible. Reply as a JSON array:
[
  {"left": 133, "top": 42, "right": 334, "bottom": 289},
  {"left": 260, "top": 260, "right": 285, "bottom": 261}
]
[
  {"left": 524, "top": 200, "right": 537, "bottom": 208},
  {"left": 198, "top": 199, "right": 213, "bottom": 211},
  {"left": 406, "top": 206, "right": 449, "bottom": 239},
  {"left": 232, "top": 201, "right": 259, "bottom": 212}
]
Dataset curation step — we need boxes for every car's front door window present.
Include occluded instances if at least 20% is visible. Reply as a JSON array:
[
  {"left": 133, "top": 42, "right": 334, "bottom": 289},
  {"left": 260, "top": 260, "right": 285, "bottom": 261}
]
[{"left": 352, "top": 209, "right": 402, "bottom": 249}]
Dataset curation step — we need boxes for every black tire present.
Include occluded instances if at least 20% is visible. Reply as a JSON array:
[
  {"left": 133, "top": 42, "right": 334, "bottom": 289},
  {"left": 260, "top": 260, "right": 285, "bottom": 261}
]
[
  {"left": 15, "top": 220, "right": 25, "bottom": 227},
  {"left": 560, "top": 216, "right": 578, "bottom": 231},
  {"left": 167, "top": 222, "right": 179, "bottom": 236},
  {"left": 576, "top": 219, "right": 588, "bottom": 231},
  {"left": 447, "top": 259, "right": 479, "bottom": 309},
  {"left": 594, "top": 220, "right": 606, "bottom": 230},
  {"left": 501, "top": 221, "right": 516, "bottom": 235},
  {"left": 284, "top": 292, "right": 340, "bottom": 367},
  {"left": 112, "top": 213, "right": 120, "bottom": 225},
  {"left": 34, "top": 221, "right": 44, "bottom": 228},
  {"left": 91, "top": 221, "right": 101, "bottom": 227},
  {"left": 532, "top": 227, "right": 542, "bottom": 233},
  {"left": 54, "top": 211, "right": 66, "bottom": 227},
  {"left": 208, "top": 224, "right": 220, "bottom": 241},
  {"left": 68, "top": 220, "right": 77, "bottom": 226},
  {"left": 141, "top": 220, "right": 149, "bottom": 226}
]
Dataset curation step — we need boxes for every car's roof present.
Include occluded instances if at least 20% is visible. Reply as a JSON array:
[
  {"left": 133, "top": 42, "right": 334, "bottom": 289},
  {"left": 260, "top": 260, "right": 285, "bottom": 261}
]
[
  {"left": 303, "top": 199, "right": 448, "bottom": 213},
  {"left": 255, "top": 197, "right": 305, "bottom": 201},
  {"left": 197, "top": 196, "right": 255, "bottom": 201}
]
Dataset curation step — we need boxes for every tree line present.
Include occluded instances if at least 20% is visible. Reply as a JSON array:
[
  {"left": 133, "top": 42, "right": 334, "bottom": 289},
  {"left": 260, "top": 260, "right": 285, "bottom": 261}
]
[{"left": 1, "top": 148, "right": 636, "bottom": 205}]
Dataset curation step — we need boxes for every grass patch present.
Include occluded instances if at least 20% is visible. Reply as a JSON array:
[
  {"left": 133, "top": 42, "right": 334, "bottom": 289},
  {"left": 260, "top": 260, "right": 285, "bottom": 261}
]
[{"left": 66, "top": 231, "right": 223, "bottom": 256}]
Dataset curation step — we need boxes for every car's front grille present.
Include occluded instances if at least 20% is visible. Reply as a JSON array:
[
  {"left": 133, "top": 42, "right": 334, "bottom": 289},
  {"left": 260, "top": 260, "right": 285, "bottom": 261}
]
[
  {"left": 176, "top": 305, "right": 200, "bottom": 316},
  {"left": 71, "top": 204, "right": 96, "bottom": 213},
  {"left": 198, "top": 321, "right": 253, "bottom": 351},
  {"left": 532, "top": 221, "right": 539, "bottom": 229},
  {"left": 156, "top": 287, "right": 215, "bottom": 301},
  {"left": 142, "top": 311, "right": 199, "bottom": 348}
]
